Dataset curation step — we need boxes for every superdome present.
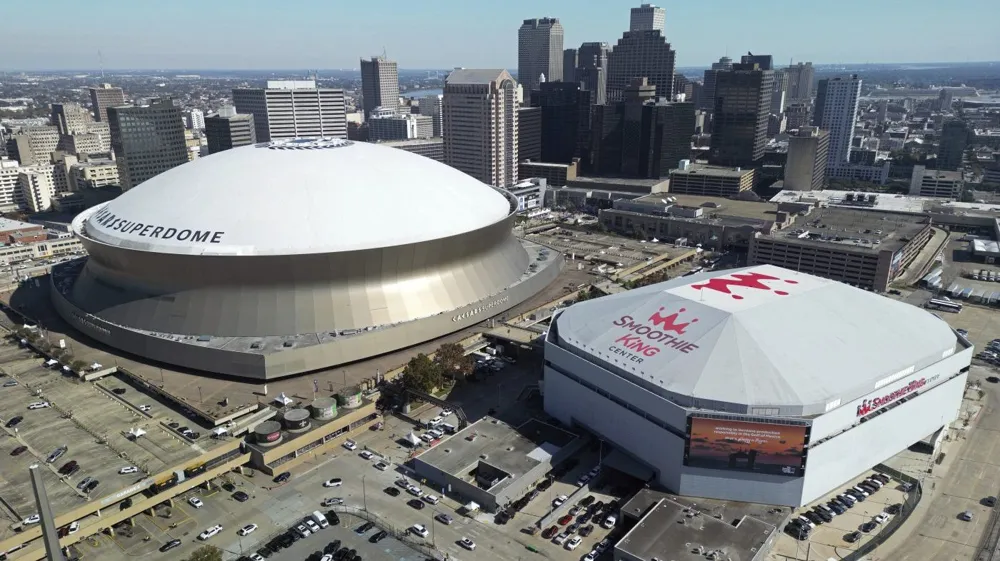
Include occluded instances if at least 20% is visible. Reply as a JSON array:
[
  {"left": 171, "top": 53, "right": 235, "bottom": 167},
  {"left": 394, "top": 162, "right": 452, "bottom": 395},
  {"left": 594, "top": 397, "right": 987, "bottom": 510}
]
[
  {"left": 52, "top": 139, "right": 563, "bottom": 379},
  {"left": 78, "top": 139, "right": 511, "bottom": 255},
  {"left": 552, "top": 264, "right": 957, "bottom": 413}
]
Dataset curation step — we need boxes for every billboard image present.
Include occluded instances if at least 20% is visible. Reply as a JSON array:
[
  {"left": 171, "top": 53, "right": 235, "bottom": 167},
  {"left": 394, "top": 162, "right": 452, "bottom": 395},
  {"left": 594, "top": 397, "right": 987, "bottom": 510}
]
[{"left": 685, "top": 417, "right": 808, "bottom": 476}]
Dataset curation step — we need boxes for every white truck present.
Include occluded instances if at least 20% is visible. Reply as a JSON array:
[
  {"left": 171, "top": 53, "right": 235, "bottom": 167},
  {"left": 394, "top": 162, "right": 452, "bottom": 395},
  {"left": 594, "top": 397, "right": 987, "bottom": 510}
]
[{"left": 311, "top": 511, "right": 329, "bottom": 529}]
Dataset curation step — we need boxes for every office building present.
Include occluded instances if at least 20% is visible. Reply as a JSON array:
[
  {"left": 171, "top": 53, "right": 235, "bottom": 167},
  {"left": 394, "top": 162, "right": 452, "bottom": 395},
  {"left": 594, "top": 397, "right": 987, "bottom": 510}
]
[
  {"left": 57, "top": 131, "right": 111, "bottom": 159},
  {"left": 7, "top": 126, "right": 60, "bottom": 166},
  {"left": 51, "top": 103, "right": 93, "bottom": 136},
  {"left": 184, "top": 108, "right": 205, "bottom": 130},
  {"left": 368, "top": 111, "right": 434, "bottom": 141},
  {"left": 518, "top": 160, "right": 578, "bottom": 187},
  {"left": 419, "top": 94, "right": 443, "bottom": 137},
  {"left": 89, "top": 83, "right": 126, "bottom": 123},
  {"left": 909, "top": 165, "right": 964, "bottom": 199},
  {"left": 629, "top": 3, "right": 665, "bottom": 32},
  {"left": 785, "top": 62, "right": 815, "bottom": 104},
  {"left": 443, "top": 69, "right": 519, "bottom": 187},
  {"left": 668, "top": 161, "right": 754, "bottom": 196},
  {"left": 587, "top": 79, "right": 695, "bottom": 179},
  {"left": 531, "top": 82, "right": 591, "bottom": 164},
  {"left": 68, "top": 159, "right": 120, "bottom": 189},
  {"left": 708, "top": 63, "right": 774, "bottom": 168},
  {"left": 607, "top": 30, "right": 676, "bottom": 102},
  {"left": 205, "top": 113, "right": 257, "bottom": 154},
  {"left": 576, "top": 42, "right": 609, "bottom": 105},
  {"left": 785, "top": 103, "right": 811, "bottom": 131},
  {"left": 108, "top": 98, "right": 188, "bottom": 191},
  {"left": 563, "top": 49, "right": 577, "bottom": 83},
  {"left": 232, "top": 80, "right": 347, "bottom": 142},
  {"left": 813, "top": 75, "right": 861, "bottom": 173},
  {"left": 770, "top": 69, "right": 788, "bottom": 114},
  {"left": 785, "top": 126, "right": 829, "bottom": 191},
  {"left": 18, "top": 169, "right": 56, "bottom": 212},
  {"left": 381, "top": 138, "right": 444, "bottom": 163},
  {"left": 937, "top": 120, "right": 969, "bottom": 171},
  {"left": 740, "top": 53, "right": 773, "bottom": 70},
  {"left": 518, "top": 18, "right": 564, "bottom": 101},
  {"left": 360, "top": 56, "right": 400, "bottom": 119},
  {"left": 518, "top": 107, "right": 542, "bottom": 162},
  {"left": 699, "top": 56, "right": 733, "bottom": 112}
]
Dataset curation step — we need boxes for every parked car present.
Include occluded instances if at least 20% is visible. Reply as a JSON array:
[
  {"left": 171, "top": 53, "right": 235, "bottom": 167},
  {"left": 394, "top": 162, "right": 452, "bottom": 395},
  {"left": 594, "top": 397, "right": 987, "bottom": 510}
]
[
  {"left": 435, "top": 513, "right": 454, "bottom": 525},
  {"left": 985, "top": 497, "right": 997, "bottom": 508},
  {"left": 542, "top": 525, "right": 559, "bottom": 539},
  {"left": 845, "top": 531, "right": 861, "bottom": 543},
  {"left": 410, "top": 524, "right": 429, "bottom": 538},
  {"left": 233, "top": 491, "right": 250, "bottom": 502},
  {"left": 119, "top": 466, "right": 138, "bottom": 475},
  {"left": 552, "top": 495, "right": 568, "bottom": 507},
  {"left": 5, "top": 415, "right": 23, "bottom": 427},
  {"left": 46, "top": 446, "right": 68, "bottom": 463},
  {"left": 860, "top": 521, "right": 877, "bottom": 533},
  {"left": 321, "top": 497, "right": 344, "bottom": 507},
  {"left": 459, "top": 537, "right": 476, "bottom": 551},
  {"left": 11, "top": 445, "right": 28, "bottom": 456},
  {"left": 356, "top": 522, "right": 374, "bottom": 534},
  {"left": 407, "top": 499, "right": 425, "bottom": 510},
  {"left": 188, "top": 497, "right": 204, "bottom": 508},
  {"left": 601, "top": 514, "right": 617, "bottom": 529},
  {"left": 423, "top": 495, "right": 440, "bottom": 505},
  {"left": 199, "top": 524, "right": 223, "bottom": 540},
  {"left": 59, "top": 461, "right": 78, "bottom": 475},
  {"left": 558, "top": 514, "right": 573, "bottom": 525},
  {"left": 112, "top": 388, "right": 127, "bottom": 395},
  {"left": 370, "top": 531, "right": 388, "bottom": 543},
  {"left": 160, "top": 539, "right": 182, "bottom": 552},
  {"left": 273, "top": 472, "right": 291, "bottom": 484},
  {"left": 960, "top": 511, "right": 974, "bottom": 521},
  {"left": 565, "top": 536, "right": 583, "bottom": 550},
  {"left": 342, "top": 440, "right": 357, "bottom": 451},
  {"left": 874, "top": 513, "right": 889, "bottom": 524},
  {"left": 552, "top": 533, "right": 569, "bottom": 545},
  {"left": 323, "top": 478, "right": 343, "bottom": 488},
  {"left": 27, "top": 402, "right": 51, "bottom": 410},
  {"left": 359, "top": 450, "right": 374, "bottom": 460},
  {"left": 22, "top": 514, "right": 40, "bottom": 525},
  {"left": 373, "top": 461, "right": 389, "bottom": 471},
  {"left": 384, "top": 487, "right": 400, "bottom": 497},
  {"left": 238, "top": 524, "right": 258, "bottom": 536}
]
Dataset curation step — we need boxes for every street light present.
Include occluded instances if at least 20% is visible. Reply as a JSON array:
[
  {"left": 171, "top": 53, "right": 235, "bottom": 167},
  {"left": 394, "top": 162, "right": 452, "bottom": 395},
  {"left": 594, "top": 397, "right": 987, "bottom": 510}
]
[{"left": 362, "top": 474, "right": 368, "bottom": 512}]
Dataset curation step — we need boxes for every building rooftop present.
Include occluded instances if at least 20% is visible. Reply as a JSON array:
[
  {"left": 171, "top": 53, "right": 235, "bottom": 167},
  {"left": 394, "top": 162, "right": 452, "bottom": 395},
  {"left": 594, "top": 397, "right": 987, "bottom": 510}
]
[
  {"left": 415, "top": 417, "right": 578, "bottom": 495},
  {"left": 671, "top": 164, "right": 753, "bottom": 178},
  {"left": 917, "top": 168, "right": 964, "bottom": 182},
  {"left": 617, "top": 489, "right": 780, "bottom": 561},
  {"left": 632, "top": 193, "right": 782, "bottom": 224},
  {"left": 0, "top": 217, "right": 42, "bottom": 233},
  {"left": 445, "top": 69, "right": 509, "bottom": 85},
  {"left": 765, "top": 206, "right": 928, "bottom": 253}
]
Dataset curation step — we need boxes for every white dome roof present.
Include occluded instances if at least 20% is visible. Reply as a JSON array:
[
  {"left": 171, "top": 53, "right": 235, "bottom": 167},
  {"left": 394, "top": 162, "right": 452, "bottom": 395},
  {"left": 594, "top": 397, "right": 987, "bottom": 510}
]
[{"left": 81, "top": 139, "right": 511, "bottom": 256}]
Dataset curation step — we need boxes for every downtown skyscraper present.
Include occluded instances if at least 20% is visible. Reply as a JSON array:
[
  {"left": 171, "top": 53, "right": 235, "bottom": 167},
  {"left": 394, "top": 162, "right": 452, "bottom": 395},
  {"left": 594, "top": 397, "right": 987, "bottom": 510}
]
[
  {"left": 518, "top": 18, "right": 564, "bottom": 103},
  {"left": 108, "top": 98, "right": 188, "bottom": 190},
  {"left": 699, "top": 56, "right": 733, "bottom": 112},
  {"left": 576, "top": 42, "right": 609, "bottom": 105},
  {"left": 785, "top": 62, "right": 816, "bottom": 104},
  {"left": 629, "top": 3, "right": 665, "bottom": 32},
  {"left": 607, "top": 29, "right": 676, "bottom": 102},
  {"left": 232, "top": 80, "right": 347, "bottom": 142},
  {"left": 360, "top": 56, "right": 400, "bottom": 119},
  {"left": 813, "top": 75, "right": 861, "bottom": 171},
  {"left": 88, "top": 83, "right": 126, "bottom": 122},
  {"left": 443, "top": 69, "right": 519, "bottom": 187},
  {"left": 708, "top": 63, "right": 774, "bottom": 168}
]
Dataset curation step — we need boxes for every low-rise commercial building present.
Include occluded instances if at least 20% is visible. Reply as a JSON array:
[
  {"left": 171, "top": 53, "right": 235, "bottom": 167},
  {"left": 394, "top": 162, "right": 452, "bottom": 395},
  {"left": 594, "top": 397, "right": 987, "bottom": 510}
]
[
  {"left": 518, "top": 159, "right": 578, "bottom": 187},
  {"left": 910, "top": 165, "right": 964, "bottom": 199},
  {"left": 509, "top": 178, "right": 547, "bottom": 214},
  {"left": 380, "top": 138, "right": 444, "bottom": 163},
  {"left": 749, "top": 206, "right": 932, "bottom": 291},
  {"left": 668, "top": 161, "right": 754, "bottom": 197},
  {"left": 0, "top": 235, "right": 83, "bottom": 265},
  {"left": 69, "top": 159, "right": 120, "bottom": 189}
]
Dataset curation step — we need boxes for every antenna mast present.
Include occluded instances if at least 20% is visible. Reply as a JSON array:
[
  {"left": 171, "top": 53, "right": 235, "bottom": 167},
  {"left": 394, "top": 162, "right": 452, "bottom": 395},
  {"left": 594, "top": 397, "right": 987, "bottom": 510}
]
[{"left": 98, "top": 50, "right": 104, "bottom": 78}]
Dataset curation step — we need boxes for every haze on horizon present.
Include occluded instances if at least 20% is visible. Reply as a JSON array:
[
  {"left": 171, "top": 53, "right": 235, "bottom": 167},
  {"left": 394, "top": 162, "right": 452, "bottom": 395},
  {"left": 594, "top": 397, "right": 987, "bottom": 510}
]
[{"left": 4, "top": 0, "right": 998, "bottom": 71}]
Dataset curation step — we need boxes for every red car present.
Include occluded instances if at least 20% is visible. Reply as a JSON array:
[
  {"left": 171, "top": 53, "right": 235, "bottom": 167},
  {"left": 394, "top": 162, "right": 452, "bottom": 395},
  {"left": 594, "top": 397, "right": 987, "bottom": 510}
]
[
  {"left": 558, "top": 514, "right": 573, "bottom": 525},
  {"left": 542, "top": 525, "right": 559, "bottom": 539}
]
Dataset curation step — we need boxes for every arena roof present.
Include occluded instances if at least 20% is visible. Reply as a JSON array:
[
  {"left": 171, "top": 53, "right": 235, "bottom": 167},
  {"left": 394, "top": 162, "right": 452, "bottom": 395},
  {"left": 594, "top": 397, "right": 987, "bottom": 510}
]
[
  {"left": 553, "top": 265, "right": 959, "bottom": 411},
  {"left": 79, "top": 139, "right": 511, "bottom": 256}
]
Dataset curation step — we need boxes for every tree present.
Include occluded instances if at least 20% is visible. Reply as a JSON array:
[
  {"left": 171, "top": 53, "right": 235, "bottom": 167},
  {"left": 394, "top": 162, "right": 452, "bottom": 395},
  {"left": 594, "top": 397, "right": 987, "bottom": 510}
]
[
  {"left": 185, "top": 546, "right": 222, "bottom": 561},
  {"left": 435, "top": 343, "right": 474, "bottom": 380},
  {"left": 71, "top": 360, "right": 87, "bottom": 372},
  {"left": 400, "top": 353, "right": 444, "bottom": 393}
]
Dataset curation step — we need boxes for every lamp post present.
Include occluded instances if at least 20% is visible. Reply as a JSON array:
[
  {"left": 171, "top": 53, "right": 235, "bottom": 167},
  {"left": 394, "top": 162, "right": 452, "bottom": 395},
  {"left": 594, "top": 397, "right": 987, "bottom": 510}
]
[{"left": 362, "top": 474, "right": 368, "bottom": 512}]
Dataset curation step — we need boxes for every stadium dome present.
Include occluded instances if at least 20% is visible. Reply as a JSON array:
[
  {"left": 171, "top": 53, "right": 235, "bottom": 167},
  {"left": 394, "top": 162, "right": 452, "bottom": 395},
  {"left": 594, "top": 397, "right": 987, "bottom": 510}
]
[
  {"left": 552, "top": 264, "right": 958, "bottom": 413},
  {"left": 83, "top": 138, "right": 511, "bottom": 255}
]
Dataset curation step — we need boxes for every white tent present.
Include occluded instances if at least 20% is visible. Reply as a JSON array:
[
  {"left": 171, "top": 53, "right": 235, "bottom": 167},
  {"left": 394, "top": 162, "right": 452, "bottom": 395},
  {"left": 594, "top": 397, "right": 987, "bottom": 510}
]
[
  {"left": 273, "top": 392, "right": 293, "bottom": 406},
  {"left": 90, "top": 363, "right": 103, "bottom": 371},
  {"left": 463, "top": 501, "right": 480, "bottom": 512},
  {"left": 405, "top": 432, "right": 421, "bottom": 446},
  {"left": 128, "top": 427, "right": 146, "bottom": 439}
]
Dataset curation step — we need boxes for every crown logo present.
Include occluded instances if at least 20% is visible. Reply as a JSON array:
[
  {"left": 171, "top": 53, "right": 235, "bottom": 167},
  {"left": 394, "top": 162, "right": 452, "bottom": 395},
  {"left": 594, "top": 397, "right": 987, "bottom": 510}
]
[
  {"left": 691, "top": 272, "right": 798, "bottom": 300},
  {"left": 648, "top": 307, "right": 697, "bottom": 334}
]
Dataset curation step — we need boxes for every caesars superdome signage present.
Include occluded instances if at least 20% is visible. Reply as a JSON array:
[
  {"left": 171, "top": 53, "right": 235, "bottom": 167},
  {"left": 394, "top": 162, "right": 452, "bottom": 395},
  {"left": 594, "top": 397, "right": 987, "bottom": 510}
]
[{"left": 92, "top": 207, "right": 226, "bottom": 244}]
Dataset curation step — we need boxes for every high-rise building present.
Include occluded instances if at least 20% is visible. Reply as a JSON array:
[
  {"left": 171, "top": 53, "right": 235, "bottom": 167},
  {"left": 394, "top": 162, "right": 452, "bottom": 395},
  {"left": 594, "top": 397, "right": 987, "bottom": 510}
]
[
  {"left": 770, "top": 69, "right": 789, "bottom": 114},
  {"left": 938, "top": 88, "right": 954, "bottom": 112},
  {"left": 708, "top": 63, "right": 774, "bottom": 168},
  {"left": 205, "top": 113, "right": 256, "bottom": 154},
  {"left": 184, "top": 108, "right": 205, "bottom": 130},
  {"left": 443, "top": 69, "right": 519, "bottom": 187},
  {"left": 518, "top": 107, "right": 542, "bottom": 162},
  {"left": 368, "top": 110, "right": 434, "bottom": 141},
  {"left": 530, "top": 82, "right": 591, "bottom": 164},
  {"left": 108, "top": 98, "right": 188, "bottom": 191},
  {"left": 576, "top": 42, "right": 609, "bottom": 105},
  {"left": 51, "top": 103, "right": 93, "bottom": 136},
  {"left": 740, "top": 53, "right": 773, "bottom": 70},
  {"left": 699, "top": 56, "right": 733, "bottom": 112},
  {"left": 587, "top": 78, "right": 695, "bottom": 178},
  {"left": 232, "top": 80, "right": 347, "bottom": 142},
  {"left": 785, "top": 102, "right": 811, "bottom": 130},
  {"left": 419, "top": 94, "right": 443, "bottom": 137},
  {"left": 607, "top": 30, "right": 676, "bottom": 102},
  {"left": 88, "top": 83, "right": 126, "bottom": 123},
  {"left": 7, "top": 126, "right": 60, "bottom": 166},
  {"left": 813, "top": 75, "right": 861, "bottom": 171},
  {"left": 937, "top": 120, "right": 969, "bottom": 171},
  {"left": 629, "top": 3, "right": 665, "bottom": 32},
  {"left": 785, "top": 126, "right": 830, "bottom": 191},
  {"left": 784, "top": 62, "right": 815, "bottom": 104},
  {"left": 360, "top": 56, "right": 400, "bottom": 119},
  {"left": 563, "top": 49, "right": 578, "bottom": 83},
  {"left": 518, "top": 18, "right": 564, "bottom": 103}
]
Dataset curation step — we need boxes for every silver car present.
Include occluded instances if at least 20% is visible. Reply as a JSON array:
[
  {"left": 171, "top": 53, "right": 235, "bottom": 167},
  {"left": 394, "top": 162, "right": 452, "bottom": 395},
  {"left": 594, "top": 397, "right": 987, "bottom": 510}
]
[{"left": 46, "top": 446, "right": 68, "bottom": 463}]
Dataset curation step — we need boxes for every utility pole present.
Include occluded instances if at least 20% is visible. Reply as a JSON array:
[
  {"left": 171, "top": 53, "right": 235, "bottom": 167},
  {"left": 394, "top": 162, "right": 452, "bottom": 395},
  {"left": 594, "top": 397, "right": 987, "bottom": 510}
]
[
  {"left": 362, "top": 474, "right": 368, "bottom": 512},
  {"left": 29, "top": 464, "right": 65, "bottom": 561}
]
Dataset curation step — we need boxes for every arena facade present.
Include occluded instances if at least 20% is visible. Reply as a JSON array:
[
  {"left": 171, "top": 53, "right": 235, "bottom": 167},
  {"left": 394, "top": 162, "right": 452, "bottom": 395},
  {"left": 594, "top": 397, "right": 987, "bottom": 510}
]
[
  {"left": 52, "top": 138, "right": 560, "bottom": 379},
  {"left": 544, "top": 265, "right": 971, "bottom": 506}
]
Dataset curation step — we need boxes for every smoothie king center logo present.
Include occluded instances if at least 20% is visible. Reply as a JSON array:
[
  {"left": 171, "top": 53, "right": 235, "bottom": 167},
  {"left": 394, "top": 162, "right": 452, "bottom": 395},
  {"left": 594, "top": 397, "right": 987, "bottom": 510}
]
[
  {"left": 611, "top": 306, "right": 700, "bottom": 357},
  {"left": 691, "top": 271, "right": 800, "bottom": 300},
  {"left": 855, "top": 378, "right": 928, "bottom": 417}
]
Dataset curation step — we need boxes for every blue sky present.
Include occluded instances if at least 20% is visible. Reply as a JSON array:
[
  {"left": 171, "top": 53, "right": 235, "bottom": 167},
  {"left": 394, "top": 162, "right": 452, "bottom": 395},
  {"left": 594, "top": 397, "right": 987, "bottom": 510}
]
[{"left": 4, "top": 0, "right": 998, "bottom": 70}]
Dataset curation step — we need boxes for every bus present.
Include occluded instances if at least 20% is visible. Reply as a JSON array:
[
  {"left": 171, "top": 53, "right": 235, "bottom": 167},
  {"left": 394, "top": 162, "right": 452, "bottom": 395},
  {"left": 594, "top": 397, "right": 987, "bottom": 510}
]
[{"left": 927, "top": 299, "right": 962, "bottom": 313}]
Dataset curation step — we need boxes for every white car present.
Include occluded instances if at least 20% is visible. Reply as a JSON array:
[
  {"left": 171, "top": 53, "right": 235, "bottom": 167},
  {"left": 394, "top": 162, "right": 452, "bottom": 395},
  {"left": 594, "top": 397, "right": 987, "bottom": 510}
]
[
  {"left": 359, "top": 450, "right": 374, "bottom": 460},
  {"left": 459, "top": 537, "right": 476, "bottom": 550},
  {"left": 198, "top": 524, "right": 223, "bottom": 540},
  {"left": 323, "top": 478, "right": 343, "bottom": 487},
  {"left": 250, "top": 555, "right": 265, "bottom": 561},
  {"left": 566, "top": 536, "right": 583, "bottom": 550},
  {"left": 553, "top": 495, "right": 568, "bottom": 507},
  {"left": 553, "top": 533, "right": 569, "bottom": 545},
  {"left": 373, "top": 461, "right": 389, "bottom": 471},
  {"left": 602, "top": 514, "right": 617, "bottom": 529},
  {"left": 423, "top": 494, "right": 440, "bottom": 505},
  {"left": 582, "top": 551, "right": 598, "bottom": 561},
  {"left": 119, "top": 466, "right": 139, "bottom": 475},
  {"left": 342, "top": 440, "right": 357, "bottom": 451},
  {"left": 420, "top": 433, "right": 435, "bottom": 442},
  {"left": 22, "top": 514, "right": 40, "bottom": 525},
  {"left": 321, "top": 497, "right": 344, "bottom": 507},
  {"left": 410, "top": 524, "right": 429, "bottom": 538},
  {"left": 395, "top": 478, "right": 410, "bottom": 488},
  {"left": 68, "top": 521, "right": 79, "bottom": 534},
  {"left": 874, "top": 513, "right": 889, "bottom": 524},
  {"left": 407, "top": 485, "right": 423, "bottom": 497},
  {"left": 318, "top": 555, "right": 332, "bottom": 561},
  {"left": 295, "top": 524, "right": 311, "bottom": 537},
  {"left": 27, "top": 402, "right": 50, "bottom": 410},
  {"left": 238, "top": 523, "right": 258, "bottom": 536},
  {"left": 441, "top": 408, "right": 453, "bottom": 417},
  {"left": 305, "top": 519, "right": 320, "bottom": 533},
  {"left": 138, "top": 404, "right": 152, "bottom": 412},
  {"left": 188, "top": 497, "right": 204, "bottom": 508}
]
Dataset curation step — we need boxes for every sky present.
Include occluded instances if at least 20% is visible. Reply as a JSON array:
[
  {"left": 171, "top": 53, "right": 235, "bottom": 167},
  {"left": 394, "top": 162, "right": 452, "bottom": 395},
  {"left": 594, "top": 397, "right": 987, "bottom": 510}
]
[{"left": 4, "top": 0, "right": 998, "bottom": 71}]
